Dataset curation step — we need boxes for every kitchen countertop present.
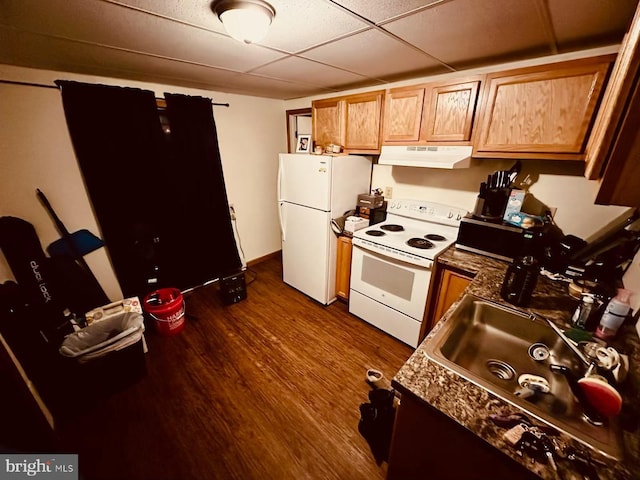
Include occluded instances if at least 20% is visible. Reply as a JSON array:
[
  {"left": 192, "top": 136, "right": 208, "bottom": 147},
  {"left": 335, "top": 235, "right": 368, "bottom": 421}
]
[{"left": 392, "top": 247, "right": 640, "bottom": 480}]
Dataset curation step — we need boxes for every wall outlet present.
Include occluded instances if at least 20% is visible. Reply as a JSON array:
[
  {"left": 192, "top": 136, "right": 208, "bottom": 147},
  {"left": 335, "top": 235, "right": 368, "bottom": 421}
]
[
  {"left": 384, "top": 186, "right": 393, "bottom": 198},
  {"left": 229, "top": 204, "right": 236, "bottom": 220}
]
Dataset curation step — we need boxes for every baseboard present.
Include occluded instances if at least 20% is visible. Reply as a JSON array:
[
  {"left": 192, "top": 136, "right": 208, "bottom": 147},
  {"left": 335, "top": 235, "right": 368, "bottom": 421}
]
[{"left": 247, "top": 250, "right": 281, "bottom": 267}]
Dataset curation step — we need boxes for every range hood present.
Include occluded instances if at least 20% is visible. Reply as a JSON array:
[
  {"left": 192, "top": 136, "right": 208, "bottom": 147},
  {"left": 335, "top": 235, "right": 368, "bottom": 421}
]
[{"left": 378, "top": 145, "right": 472, "bottom": 169}]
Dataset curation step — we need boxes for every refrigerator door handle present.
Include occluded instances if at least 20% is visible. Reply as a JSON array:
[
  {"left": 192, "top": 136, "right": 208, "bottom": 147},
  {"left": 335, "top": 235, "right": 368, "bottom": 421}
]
[
  {"left": 278, "top": 201, "right": 286, "bottom": 241},
  {"left": 277, "top": 156, "right": 284, "bottom": 202}
]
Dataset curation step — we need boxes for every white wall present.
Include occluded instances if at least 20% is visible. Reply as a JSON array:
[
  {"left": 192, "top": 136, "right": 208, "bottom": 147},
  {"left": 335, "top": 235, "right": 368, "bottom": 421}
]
[
  {"left": 624, "top": 248, "right": 640, "bottom": 316},
  {"left": 284, "top": 46, "right": 633, "bottom": 242},
  {"left": 370, "top": 160, "right": 632, "bottom": 240},
  {"left": 0, "top": 64, "right": 286, "bottom": 300}
]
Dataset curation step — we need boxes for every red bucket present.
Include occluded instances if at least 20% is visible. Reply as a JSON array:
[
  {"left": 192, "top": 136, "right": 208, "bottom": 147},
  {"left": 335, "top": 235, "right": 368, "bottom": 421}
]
[{"left": 143, "top": 288, "right": 185, "bottom": 336}]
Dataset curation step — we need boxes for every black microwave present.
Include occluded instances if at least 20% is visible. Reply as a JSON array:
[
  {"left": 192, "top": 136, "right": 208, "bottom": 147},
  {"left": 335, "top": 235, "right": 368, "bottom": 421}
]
[{"left": 455, "top": 215, "right": 538, "bottom": 262}]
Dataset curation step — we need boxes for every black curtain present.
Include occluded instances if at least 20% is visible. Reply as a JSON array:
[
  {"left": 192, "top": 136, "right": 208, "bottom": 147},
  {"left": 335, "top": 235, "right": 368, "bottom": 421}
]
[
  {"left": 56, "top": 81, "right": 241, "bottom": 298},
  {"left": 163, "top": 94, "right": 241, "bottom": 288}
]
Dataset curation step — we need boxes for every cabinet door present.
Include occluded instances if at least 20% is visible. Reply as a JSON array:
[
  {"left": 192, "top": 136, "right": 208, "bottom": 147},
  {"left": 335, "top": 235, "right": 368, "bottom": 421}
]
[
  {"left": 382, "top": 87, "right": 425, "bottom": 143},
  {"left": 335, "top": 236, "right": 353, "bottom": 300},
  {"left": 312, "top": 98, "right": 344, "bottom": 148},
  {"left": 474, "top": 56, "right": 613, "bottom": 159},
  {"left": 422, "top": 79, "right": 480, "bottom": 143},
  {"left": 595, "top": 76, "right": 640, "bottom": 206},
  {"left": 586, "top": 7, "right": 640, "bottom": 206},
  {"left": 422, "top": 266, "right": 473, "bottom": 339},
  {"left": 433, "top": 269, "right": 472, "bottom": 322},
  {"left": 344, "top": 91, "right": 384, "bottom": 152}
]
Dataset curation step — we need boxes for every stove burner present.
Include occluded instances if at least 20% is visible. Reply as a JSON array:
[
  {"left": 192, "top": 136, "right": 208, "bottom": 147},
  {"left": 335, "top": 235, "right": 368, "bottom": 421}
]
[
  {"left": 425, "top": 234, "right": 447, "bottom": 242},
  {"left": 380, "top": 224, "right": 404, "bottom": 232},
  {"left": 365, "top": 230, "right": 385, "bottom": 237},
  {"left": 407, "top": 238, "right": 435, "bottom": 249}
]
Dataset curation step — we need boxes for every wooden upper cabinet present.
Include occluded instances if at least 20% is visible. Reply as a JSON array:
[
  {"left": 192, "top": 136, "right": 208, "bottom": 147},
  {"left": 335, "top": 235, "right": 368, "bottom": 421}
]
[
  {"left": 595, "top": 77, "right": 640, "bottom": 206},
  {"left": 312, "top": 91, "right": 384, "bottom": 154},
  {"left": 421, "top": 78, "right": 481, "bottom": 143},
  {"left": 585, "top": 6, "right": 640, "bottom": 206},
  {"left": 474, "top": 55, "right": 614, "bottom": 160},
  {"left": 312, "top": 97, "right": 344, "bottom": 148},
  {"left": 382, "top": 87, "right": 425, "bottom": 143},
  {"left": 344, "top": 91, "right": 384, "bottom": 152},
  {"left": 383, "top": 77, "right": 482, "bottom": 145}
]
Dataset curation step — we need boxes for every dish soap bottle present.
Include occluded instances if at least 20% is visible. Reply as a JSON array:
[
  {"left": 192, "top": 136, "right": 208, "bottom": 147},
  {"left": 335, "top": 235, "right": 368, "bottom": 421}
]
[
  {"left": 571, "top": 294, "right": 595, "bottom": 330},
  {"left": 595, "top": 288, "right": 633, "bottom": 340}
]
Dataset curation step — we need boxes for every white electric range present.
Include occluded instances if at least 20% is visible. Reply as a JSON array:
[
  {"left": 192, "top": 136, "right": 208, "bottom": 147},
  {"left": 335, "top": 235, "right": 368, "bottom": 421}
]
[{"left": 349, "top": 198, "right": 468, "bottom": 347}]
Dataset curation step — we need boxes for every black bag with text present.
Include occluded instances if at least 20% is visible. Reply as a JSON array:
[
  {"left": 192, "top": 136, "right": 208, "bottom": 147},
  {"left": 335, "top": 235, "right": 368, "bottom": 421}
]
[{"left": 0, "top": 217, "right": 60, "bottom": 313}]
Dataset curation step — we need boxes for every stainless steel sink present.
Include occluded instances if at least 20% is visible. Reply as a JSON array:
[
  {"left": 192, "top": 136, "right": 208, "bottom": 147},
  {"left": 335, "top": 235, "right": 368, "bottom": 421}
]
[{"left": 424, "top": 293, "right": 623, "bottom": 460}]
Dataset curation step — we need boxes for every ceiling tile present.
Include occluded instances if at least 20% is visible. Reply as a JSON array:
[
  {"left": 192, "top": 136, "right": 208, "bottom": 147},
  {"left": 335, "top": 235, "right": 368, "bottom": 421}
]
[
  {"left": 256, "top": 0, "right": 370, "bottom": 52},
  {"left": 0, "top": 0, "right": 285, "bottom": 72},
  {"left": 1, "top": 0, "right": 637, "bottom": 100},
  {"left": 113, "top": 0, "right": 227, "bottom": 34},
  {"left": 383, "top": 0, "right": 551, "bottom": 67},
  {"left": 332, "top": 0, "right": 441, "bottom": 23},
  {"left": 0, "top": 27, "right": 262, "bottom": 93},
  {"left": 301, "top": 29, "right": 448, "bottom": 79},
  {"left": 250, "top": 55, "right": 373, "bottom": 88},
  {"left": 222, "top": 72, "right": 336, "bottom": 99},
  {"left": 548, "top": 0, "right": 636, "bottom": 48}
]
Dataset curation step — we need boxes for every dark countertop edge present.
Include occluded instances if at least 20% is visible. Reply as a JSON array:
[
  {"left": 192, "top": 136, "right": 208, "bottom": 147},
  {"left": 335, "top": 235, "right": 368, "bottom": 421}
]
[{"left": 392, "top": 246, "right": 640, "bottom": 480}]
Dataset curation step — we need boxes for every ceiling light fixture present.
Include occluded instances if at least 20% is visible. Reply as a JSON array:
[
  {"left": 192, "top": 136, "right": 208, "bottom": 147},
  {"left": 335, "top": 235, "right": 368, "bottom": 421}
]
[{"left": 211, "top": 0, "right": 276, "bottom": 45}]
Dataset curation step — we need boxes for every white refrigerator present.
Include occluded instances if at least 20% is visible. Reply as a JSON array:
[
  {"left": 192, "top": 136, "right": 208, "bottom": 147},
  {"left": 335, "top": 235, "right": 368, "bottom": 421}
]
[{"left": 278, "top": 153, "right": 372, "bottom": 305}]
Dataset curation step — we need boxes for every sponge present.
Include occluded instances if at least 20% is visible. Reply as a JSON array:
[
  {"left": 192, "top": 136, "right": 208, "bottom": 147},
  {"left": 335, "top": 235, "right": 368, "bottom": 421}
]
[{"left": 564, "top": 327, "right": 594, "bottom": 344}]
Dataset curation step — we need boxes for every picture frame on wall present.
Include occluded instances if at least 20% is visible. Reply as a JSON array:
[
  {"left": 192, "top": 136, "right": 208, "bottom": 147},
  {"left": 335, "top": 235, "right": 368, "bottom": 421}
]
[{"left": 296, "top": 135, "right": 311, "bottom": 153}]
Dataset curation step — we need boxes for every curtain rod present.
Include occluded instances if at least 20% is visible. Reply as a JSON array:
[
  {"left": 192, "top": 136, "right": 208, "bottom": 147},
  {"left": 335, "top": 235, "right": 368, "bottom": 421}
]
[{"left": 0, "top": 79, "right": 230, "bottom": 107}]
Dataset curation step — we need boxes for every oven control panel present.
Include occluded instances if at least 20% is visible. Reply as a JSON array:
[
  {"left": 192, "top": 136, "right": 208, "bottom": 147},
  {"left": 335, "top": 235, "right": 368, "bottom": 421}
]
[{"left": 387, "top": 199, "right": 468, "bottom": 226}]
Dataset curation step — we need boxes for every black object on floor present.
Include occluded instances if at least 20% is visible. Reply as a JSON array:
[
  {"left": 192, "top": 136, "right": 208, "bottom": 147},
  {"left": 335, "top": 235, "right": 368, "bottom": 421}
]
[
  {"left": 358, "top": 388, "right": 396, "bottom": 464},
  {"left": 219, "top": 271, "right": 247, "bottom": 305}
]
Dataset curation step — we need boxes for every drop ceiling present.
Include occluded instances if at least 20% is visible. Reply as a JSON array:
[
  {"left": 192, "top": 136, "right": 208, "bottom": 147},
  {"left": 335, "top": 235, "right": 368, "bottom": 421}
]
[{"left": 0, "top": 0, "right": 638, "bottom": 100}]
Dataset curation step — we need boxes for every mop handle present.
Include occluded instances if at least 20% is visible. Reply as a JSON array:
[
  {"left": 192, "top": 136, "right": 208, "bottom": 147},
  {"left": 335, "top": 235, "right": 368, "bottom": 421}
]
[{"left": 36, "top": 188, "right": 109, "bottom": 302}]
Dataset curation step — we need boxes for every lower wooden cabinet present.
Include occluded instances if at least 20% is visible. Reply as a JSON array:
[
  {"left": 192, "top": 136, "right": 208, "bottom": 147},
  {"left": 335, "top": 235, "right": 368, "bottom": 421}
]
[
  {"left": 387, "top": 393, "right": 539, "bottom": 480},
  {"left": 433, "top": 268, "right": 473, "bottom": 321},
  {"left": 335, "top": 236, "right": 353, "bottom": 301},
  {"left": 422, "top": 264, "right": 473, "bottom": 339}
]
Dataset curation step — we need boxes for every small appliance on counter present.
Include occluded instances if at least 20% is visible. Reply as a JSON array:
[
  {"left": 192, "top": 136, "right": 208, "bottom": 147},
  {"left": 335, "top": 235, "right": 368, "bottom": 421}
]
[
  {"left": 459, "top": 161, "right": 562, "bottom": 262},
  {"left": 357, "top": 193, "right": 385, "bottom": 209},
  {"left": 456, "top": 215, "right": 548, "bottom": 262},
  {"left": 344, "top": 216, "right": 369, "bottom": 235},
  {"left": 357, "top": 201, "right": 387, "bottom": 226},
  {"left": 500, "top": 256, "right": 539, "bottom": 307}
]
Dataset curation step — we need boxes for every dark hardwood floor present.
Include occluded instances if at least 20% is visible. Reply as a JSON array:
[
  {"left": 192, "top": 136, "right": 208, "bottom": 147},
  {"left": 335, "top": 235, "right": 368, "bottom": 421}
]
[{"left": 29, "top": 256, "right": 412, "bottom": 479}]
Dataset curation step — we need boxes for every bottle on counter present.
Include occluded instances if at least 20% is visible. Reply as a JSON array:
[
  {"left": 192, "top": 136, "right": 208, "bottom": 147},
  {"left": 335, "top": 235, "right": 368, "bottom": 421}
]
[
  {"left": 500, "top": 255, "right": 539, "bottom": 307},
  {"left": 595, "top": 288, "right": 633, "bottom": 340},
  {"left": 571, "top": 294, "right": 595, "bottom": 330}
]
